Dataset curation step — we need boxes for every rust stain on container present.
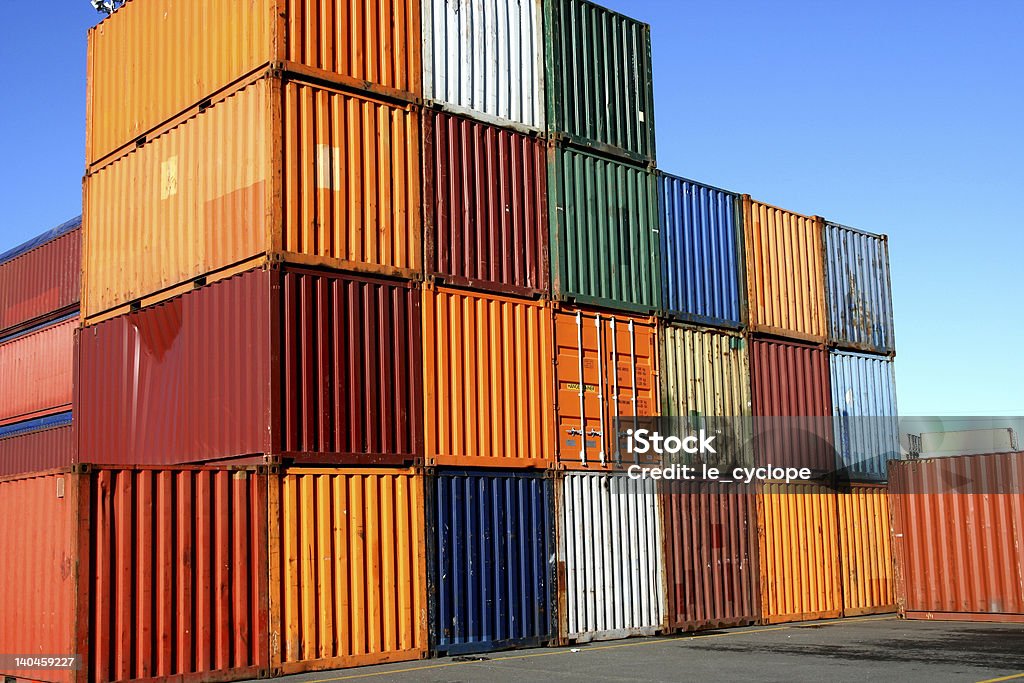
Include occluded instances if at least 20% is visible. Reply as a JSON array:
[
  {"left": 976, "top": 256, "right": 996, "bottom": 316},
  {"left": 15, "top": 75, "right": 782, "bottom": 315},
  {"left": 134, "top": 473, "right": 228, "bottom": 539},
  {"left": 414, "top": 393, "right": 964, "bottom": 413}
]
[
  {"left": 423, "top": 110, "right": 548, "bottom": 296},
  {"left": 553, "top": 307, "right": 658, "bottom": 470},
  {"left": 269, "top": 467, "right": 428, "bottom": 673},
  {"left": 757, "top": 481, "right": 842, "bottom": 624},
  {"left": 662, "top": 481, "right": 761, "bottom": 632},
  {"left": 422, "top": 285, "right": 554, "bottom": 468},
  {"left": 0, "top": 317, "right": 77, "bottom": 426},
  {"left": 838, "top": 484, "right": 896, "bottom": 616},
  {"left": 0, "top": 221, "right": 80, "bottom": 336},
  {"left": 86, "top": 0, "right": 421, "bottom": 167},
  {"left": 83, "top": 74, "right": 421, "bottom": 325},
  {"left": 743, "top": 197, "right": 826, "bottom": 342},
  {"left": 891, "top": 453, "right": 1024, "bottom": 622},
  {"left": 0, "top": 423, "right": 75, "bottom": 477}
]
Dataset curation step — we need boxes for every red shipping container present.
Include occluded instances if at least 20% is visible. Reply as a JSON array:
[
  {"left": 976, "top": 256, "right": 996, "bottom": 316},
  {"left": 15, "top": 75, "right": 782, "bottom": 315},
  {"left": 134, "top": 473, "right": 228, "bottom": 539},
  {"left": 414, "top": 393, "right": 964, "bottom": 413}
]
[
  {"left": 77, "top": 265, "right": 422, "bottom": 466},
  {"left": 0, "top": 422, "right": 75, "bottom": 477},
  {"left": 0, "top": 218, "right": 80, "bottom": 335},
  {"left": 0, "top": 317, "right": 77, "bottom": 426},
  {"left": 423, "top": 109, "right": 548, "bottom": 296}
]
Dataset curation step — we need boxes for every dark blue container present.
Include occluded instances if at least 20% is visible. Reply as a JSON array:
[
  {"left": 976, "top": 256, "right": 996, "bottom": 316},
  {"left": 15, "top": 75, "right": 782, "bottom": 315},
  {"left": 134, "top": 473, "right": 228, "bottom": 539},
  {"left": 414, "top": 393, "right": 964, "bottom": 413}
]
[
  {"left": 0, "top": 411, "right": 72, "bottom": 439},
  {"left": 428, "top": 469, "right": 557, "bottom": 655},
  {"left": 657, "top": 173, "right": 745, "bottom": 328}
]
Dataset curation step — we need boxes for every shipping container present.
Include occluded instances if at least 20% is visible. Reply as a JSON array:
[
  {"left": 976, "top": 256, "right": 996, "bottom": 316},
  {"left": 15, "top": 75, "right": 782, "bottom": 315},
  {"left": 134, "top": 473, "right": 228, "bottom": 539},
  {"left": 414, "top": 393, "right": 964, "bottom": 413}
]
[
  {"left": 0, "top": 317, "right": 77, "bottom": 427},
  {"left": 423, "top": 110, "right": 548, "bottom": 295},
  {"left": 890, "top": 453, "right": 1024, "bottom": 622},
  {"left": 549, "top": 145, "right": 660, "bottom": 312},
  {"left": 428, "top": 469, "right": 557, "bottom": 655},
  {"left": 86, "top": 0, "right": 421, "bottom": 167},
  {"left": 543, "top": 0, "right": 656, "bottom": 162},
  {"left": 422, "top": 0, "right": 543, "bottom": 130},
  {"left": 422, "top": 285, "right": 554, "bottom": 468},
  {"left": 83, "top": 73, "right": 421, "bottom": 325},
  {"left": 743, "top": 197, "right": 826, "bottom": 342},
  {"left": 837, "top": 484, "right": 896, "bottom": 616},
  {"left": 77, "top": 265, "right": 422, "bottom": 467},
  {"left": 269, "top": 468, "right": 428, "bottom": 674},
  {"left": 661, "top": 481, "right": 760, "bottom": 632},
  {"left": 661, "top": 324, "right": 753, "bottom": 470},
  {"left": 757, "top": 481, "right": 842, "bottom": 624},
  {"left": 0, "top": 420, "right": 75, "bottom": 477},
  {"left": 830, "top": 350, "right": 900, "bottom": 481},
  {"left": 0, "top": 217, "right": 80, "bottom": 336},
  {"left": 658, "top": 174, "right": 744, "bottom": 328},
  {"left": 553, "top": 307, "right": 658, "bottom": 470},
  {"left": 558, "top": 472, "right": 665, "bottom": 642},
  {"left": 749, "top": 337, "right": 834, "bottom": 473},
  {"left": 824, "top": 222, "right": 895, "bottom": 355}
]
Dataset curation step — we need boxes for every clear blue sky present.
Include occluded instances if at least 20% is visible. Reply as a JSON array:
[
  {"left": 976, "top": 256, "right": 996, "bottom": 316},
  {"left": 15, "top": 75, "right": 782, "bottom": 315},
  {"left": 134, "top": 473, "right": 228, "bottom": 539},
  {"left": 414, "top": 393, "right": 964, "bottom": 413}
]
[{"left": 0, "top": 1, "right": 1021, "bottom": 416}]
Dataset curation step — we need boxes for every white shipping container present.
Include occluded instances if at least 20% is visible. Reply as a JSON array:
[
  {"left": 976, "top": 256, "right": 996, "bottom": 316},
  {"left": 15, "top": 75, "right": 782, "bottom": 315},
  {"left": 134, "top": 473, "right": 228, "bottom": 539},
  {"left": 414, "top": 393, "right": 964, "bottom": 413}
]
[{"left": 422, "top": 0, "right": 545, "bottom": 130}]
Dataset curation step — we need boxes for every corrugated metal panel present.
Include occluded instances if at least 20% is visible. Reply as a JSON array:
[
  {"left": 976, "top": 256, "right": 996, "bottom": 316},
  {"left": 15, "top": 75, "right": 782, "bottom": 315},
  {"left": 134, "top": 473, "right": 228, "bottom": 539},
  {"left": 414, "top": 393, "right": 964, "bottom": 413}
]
[
  {"left": 89, "top": 466, "right": 270, "bottom": 682},
  {"left": 662, "top": 481, "right": 760, "bottom": 632},
  {"left": 83, "top": 74, "right": 421, "bottom": 324},
  {"left": 661, "top": 325, "right": 753, "bottom": 470},
  {"left": 0, "top": 222, "right": 80, "bottom": 335},
  {"left": 829, "top": 350, "right": 899, "bottom": 482},
  {"left": 658, "top": 174, "right": 744, "bottom": 328},
  {"left": 543, "top": 0, "right": 655, "bottom": 162},
  {"left": 0, "top": 424, "right": 75, "bottom": 477},
  {"left": 423, "top": 0, "right": 543, "bottom": 130},
  {"left": 86, "top": 0, "right": 420, "bottom": 167},
  {"left": 837, "top": 484, "right": 895, "bottom": 616},
  {"left": 270, "top": 468, "right": 427, "bottom": 673},
  {"left": 549, "top": 145, "right": 660, "bottom": 312},
  {"left": 0, "top": 317, "right": 76, "bottom": 426},
  {"left": 558, "top": 472, "right": 664, "bottom": 642},
  {"left": 0, "top": 470, "right": 83, "bottom": 683},
  {"left": 554, "top": 308, "right": 658, "bottom": 470},
  {"left": 423, "top": 110, "right": 548, "bottom": 295},
  {"left": 825, "top": 222, "right": 895, "bottom": 355},
  {"left": 749, "top": 337, "right": 834, "bottom": 473},
  {"left": 422, "top": 285, "right": 554, "bottom": 468},
  {"left": 429, "top": 469, "right": 556, "bottom": 654},
  {"left": 757, "top": 481, "right": 842, "bottom": 624},
  {"left": 891, "top": 453, "right": 1024, "bottom": 622},
  {"left": 743, "top": 197, "right": 826, "bottom": 342},
  {"left": 0, "top": 215, "right": 79, "bottom": 264}
]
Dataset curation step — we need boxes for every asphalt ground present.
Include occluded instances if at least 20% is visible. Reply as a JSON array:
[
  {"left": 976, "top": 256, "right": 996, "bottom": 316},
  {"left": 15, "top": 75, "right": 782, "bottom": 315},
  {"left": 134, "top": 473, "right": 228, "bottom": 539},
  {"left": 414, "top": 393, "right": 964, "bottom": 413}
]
[{"left": 260, "top": 615, "right": 1024, "bottom": 683}]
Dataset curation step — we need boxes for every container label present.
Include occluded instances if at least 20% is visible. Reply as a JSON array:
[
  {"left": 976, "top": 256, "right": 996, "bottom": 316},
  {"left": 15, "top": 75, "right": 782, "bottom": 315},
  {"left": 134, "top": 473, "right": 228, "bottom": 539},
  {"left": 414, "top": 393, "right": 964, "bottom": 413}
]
[{"left": 160, "top": 156, "right": 178, "bottom": 200}]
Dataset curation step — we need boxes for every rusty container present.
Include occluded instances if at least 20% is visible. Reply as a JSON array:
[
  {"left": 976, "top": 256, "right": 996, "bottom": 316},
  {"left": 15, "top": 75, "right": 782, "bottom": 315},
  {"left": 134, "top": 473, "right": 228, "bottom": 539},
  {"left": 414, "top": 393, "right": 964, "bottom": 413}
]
[
  {"left": 824, "top": 221, "right": 895, "bottom": 355},
  {"left": 0, "top": 217, "right": 80, "bottom": 336},
  {"left": 269, "top": 467, "right": 428, "bottom": 674},
  {"left": 422, "top": 284, "right": 555, "bottom": 468},
  {"left": 0, "top": 317, "right": 77, "bottom": 427},
  {"left": 662, "top": 481, "right": 761, "bottom": 632},
  {"left": 837, "top": 483, "right": 896, "bottom": 616},
  {"left": 423, "top": 109, "right": 549, "bottom": 296},
  {"left": 77, "top": 265, "right": 422, "bottom": 467},
  {"left": 743, "top": 197, "right": 826, "bottom": 342},
  {"left": 86, "top": 0, "right": 421, "bottom": 168},
  {"left": 757, "top": 481, "right": 842, "bottom": 624},
  {"left": 553, "top": 306, "right": 659, "bottom": 471},
  {"left": 83, "top": 73, "right": 421, "bottom": 326},
  {"left": 890, "top": 453, "right": 1024, "bottom": 622},
  {"left": 0, "top": 416, "right": 75, "bottom": 477}
]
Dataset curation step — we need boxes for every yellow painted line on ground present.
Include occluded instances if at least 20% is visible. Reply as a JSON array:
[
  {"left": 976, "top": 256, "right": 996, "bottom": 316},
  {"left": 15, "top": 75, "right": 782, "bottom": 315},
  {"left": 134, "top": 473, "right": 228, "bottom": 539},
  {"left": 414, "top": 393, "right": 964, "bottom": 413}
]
[{"left": 975, "top": 673, "right": 1024, "bottom": 683}]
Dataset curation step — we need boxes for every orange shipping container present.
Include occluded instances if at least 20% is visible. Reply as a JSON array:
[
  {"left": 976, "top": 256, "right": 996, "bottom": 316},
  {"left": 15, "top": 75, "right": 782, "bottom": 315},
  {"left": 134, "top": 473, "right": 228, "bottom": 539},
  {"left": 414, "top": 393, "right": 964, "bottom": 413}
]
[
  {"left": 0, "top": 318, "right": 76, "bottom": 426},
  {"left": 553, "top": 307, "right": 659, "bottom": 470},
  {"left": 837, "top": 484, "right": 896, "bottom": 616},
  {"left": 83, "top": 74, "right": 421, "bottom": 325},
  {"left": 86, "top": 0, "right": 421, "bottom": 167},
  {"left": 757, "top": 481, "right": 842, "bottom": 624},
  {"left": 422, "top": 285, "right": 555, "bottom": 468},
  {"left": 743, "top": 197, "right": 826, "bottom": 342}
]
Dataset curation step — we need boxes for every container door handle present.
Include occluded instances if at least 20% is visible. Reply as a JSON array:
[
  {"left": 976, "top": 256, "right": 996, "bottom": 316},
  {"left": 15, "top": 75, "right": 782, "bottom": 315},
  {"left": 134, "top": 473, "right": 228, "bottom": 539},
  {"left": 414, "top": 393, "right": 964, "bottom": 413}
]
[
  {"left": 609, "top": 318, "right": 621, "bottom": 465},
  {"left": 594, "top": 314, "right": 607, "bottom": 467},
  {"left": 629, "top": 319, "right": 639, "bottom": 461},
  {"left": 575, "top": 311, "right": 587, "bottom": 466}
]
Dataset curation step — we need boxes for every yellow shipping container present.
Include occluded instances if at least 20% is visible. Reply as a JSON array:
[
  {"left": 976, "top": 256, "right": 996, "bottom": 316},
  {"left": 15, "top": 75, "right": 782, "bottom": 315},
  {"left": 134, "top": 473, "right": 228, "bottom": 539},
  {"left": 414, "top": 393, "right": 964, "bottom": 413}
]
[
  {"left": 838, "top": 484, "right": 896, "bottom": 616},
  {"left": 83, "top": 74, "right": 421, "bottom": 325},
  {"left": 86, "top": 0, "right": 421, "bottom": 167}
]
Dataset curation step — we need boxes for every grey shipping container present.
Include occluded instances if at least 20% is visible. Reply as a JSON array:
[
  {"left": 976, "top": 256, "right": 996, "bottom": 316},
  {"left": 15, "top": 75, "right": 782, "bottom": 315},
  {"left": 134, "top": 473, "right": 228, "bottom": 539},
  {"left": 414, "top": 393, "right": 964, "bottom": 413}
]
[
  {"left": 830, "top": 349, "right": 900, "bottom": 481},
  {"left": 824, "top": 222, "right": 895, "bottom": 355}
]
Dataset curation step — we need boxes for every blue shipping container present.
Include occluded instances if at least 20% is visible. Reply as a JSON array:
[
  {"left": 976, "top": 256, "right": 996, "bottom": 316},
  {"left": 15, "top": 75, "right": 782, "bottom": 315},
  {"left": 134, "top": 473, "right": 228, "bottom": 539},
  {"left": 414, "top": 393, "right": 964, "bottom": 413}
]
[
  {"left": 658, "top": 173, "right": 744, "bottom": 328},
  {"left": 824, "top": 222, "right": 895, "bottom": 355},
  {"left": 0, "top": 411, "right": 72, "bottom": 440},
  {"left": 830, "top": 350, "right": 900, "bottom": 481},
  {"left": 429, "top": 469, "right": 557, "bottom": 655}
]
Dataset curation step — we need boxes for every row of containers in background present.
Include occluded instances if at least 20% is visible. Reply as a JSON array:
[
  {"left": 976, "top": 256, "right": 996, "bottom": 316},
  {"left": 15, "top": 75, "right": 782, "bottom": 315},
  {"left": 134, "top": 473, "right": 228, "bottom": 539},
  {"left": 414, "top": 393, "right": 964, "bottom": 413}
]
[{"left": 0, "top": 465, "right": 903, "bottom": 683}]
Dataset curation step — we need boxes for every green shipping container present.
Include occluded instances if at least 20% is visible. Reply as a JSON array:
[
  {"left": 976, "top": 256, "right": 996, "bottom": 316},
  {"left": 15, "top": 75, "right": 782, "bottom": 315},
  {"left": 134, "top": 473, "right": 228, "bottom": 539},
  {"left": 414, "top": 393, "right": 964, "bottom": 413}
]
[
  {"left": 548, "top": 144, "right": 660, "bottom": 312},
  {"left": 544, "top": 0, "right": 656, "bottom": 163}
]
